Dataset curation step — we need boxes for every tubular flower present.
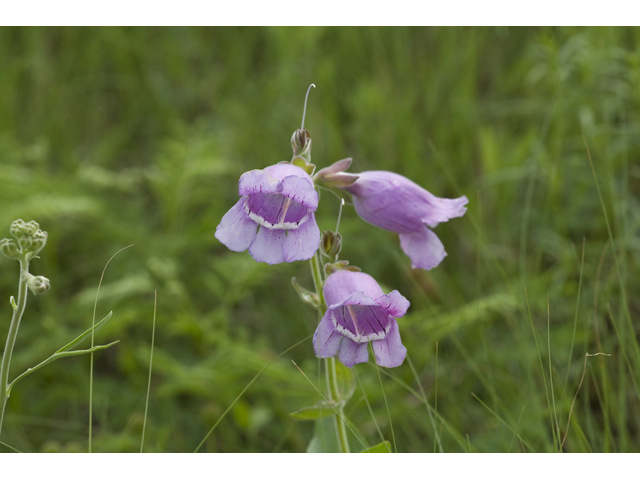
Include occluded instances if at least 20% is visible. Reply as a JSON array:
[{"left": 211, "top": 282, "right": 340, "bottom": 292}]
[
  {"left": 313, "top": 270, "right": 409, "bottom": 368},
  {"left": 215, "top": 164, "right": 321, "bottom": 264},
  {"left": 317, "top": 162, "right": 468, "bottom": 270}
]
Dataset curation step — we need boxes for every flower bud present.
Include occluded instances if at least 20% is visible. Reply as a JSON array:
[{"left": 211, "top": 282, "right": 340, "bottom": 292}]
[
  {"left": 23, "top": 271, "right": 51, "bottom": 295},
  {"left": 1, "top": 238, "right": 21, "bottom": 260},
  {"left": 30, "top": 229, "right": 48, "bottom": 255},
  {"left": 320, "top": 230, "right": 342, "bottom": 262},
  {"left": 291, "top": 128, "right": 311, "bottom": 159},
  {"left": 18, "top": 236, "right": 33, "bottom": 251},
  {"left": 10, "top": 219, "right": 27, "bottom": 239},
  {"left": 5, "top": 219, "right": 48, "bottom": 259},
  {"left": 23, "top": 221, "right": 39, "bottom": 236}
]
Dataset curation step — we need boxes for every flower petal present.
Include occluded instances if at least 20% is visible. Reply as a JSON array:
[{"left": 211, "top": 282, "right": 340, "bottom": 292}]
[
  {"left": 215, "top": 198, "right": 258, "bottom": 252},
  {"left": 281, "top": 175, "right": 318, "bottom": 210},
  {"left": 343, "top": 171, "right": 468, "bottom": 231},
  {"left": 248, "top": 226, "right": 287, "bottom": 264},
  {"left": 338, "top": 337, "right": 369, "bottom": 368},
  {"left": 313, "top": 312, "right": 343, "bottom": 358},
  {"left": 264, "top": 163, "right": 313, "bottom": 182},
  {"left": 371, "top": 320, "right": 406, "bottom": 368},
  {"left": 419, "top": 195, "right": 469, "bottom": 229},
  {"left": 238, "top": 169, "right": 281, "bottom": 196},
  {"left": 375, "top": 290, "right": 410, "bottom": 318},
  {"left": 323, "top": 271, "right": 384, "bottom": 307},
  {"left": 399, "top": 225, "right": 446, "bottom": 270},
  {"left": 282, "top": 213, "right": 320, "bottom": 262}
]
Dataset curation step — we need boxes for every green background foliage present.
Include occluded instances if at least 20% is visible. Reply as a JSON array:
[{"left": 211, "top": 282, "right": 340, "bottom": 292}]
[{"left": 0, "top": 26, "right": 639, "bottom": 452}]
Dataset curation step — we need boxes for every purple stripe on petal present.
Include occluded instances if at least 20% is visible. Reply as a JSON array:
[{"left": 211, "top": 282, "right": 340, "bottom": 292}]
[
  {"left": 399, "top": 225, "right": 446, "bottom": 270},
  {"left": 338, "top": 337, "right": 369, "bottom": 368},
  {"left": 245, "top": 193, "right": 289, "bottom": 226},
  {"left": 280, "top": 175, "right": 318, "bottom": 210},
  {"left": 248, "top": 226, "right": 286, "bottom": 265},
  {"left": 375, "top": 290, "right": 410, "bottom": 318},
  {"left": 371, "top": 320, "right": 407, "bottom": 368},
  {"left": 313, "top": 313, "right": 343, "bottom": 358},
  {"left": 331, "top": 303, "right": 391, "bottom": 341},
  {"left": 215, "top": 198, "right": 258, "bottom": 252},
  {"left": 282, "top": 213, "right": 320, "bottom": 262}
]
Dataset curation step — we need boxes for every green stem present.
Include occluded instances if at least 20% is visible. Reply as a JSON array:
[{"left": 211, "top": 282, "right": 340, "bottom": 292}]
[
  {"left": 309, "top": 254, "right": 350, "bottom": 453},
  {"left": 0, "top": 259, "right": 29, "bottom": 439}
]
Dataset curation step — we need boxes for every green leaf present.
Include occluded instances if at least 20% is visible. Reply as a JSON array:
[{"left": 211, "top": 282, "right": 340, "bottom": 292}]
[
  {"left": 291, "top": 277, "right": 319, "bottom": 309},
  {"left": 334, "top": 361, "right": 356, "bottom": 403},
  {"left": 360, "top": 441, "right": 392, "bottom": 453},
  {"left": 306, "top": 416, "right": 340, "bottom": 453},
  {"left": 7, "top": 341, "right": 119, "bottom": 395},
  {"left": 56, "top": 311, "right": 114, "bottom": 353},
  {"left": 290, "top": 403, "right": 337, "bottom": 421}
]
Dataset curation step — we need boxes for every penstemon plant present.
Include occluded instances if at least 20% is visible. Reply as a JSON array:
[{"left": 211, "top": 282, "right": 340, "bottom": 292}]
[
  {"left": 0, "top": 220, "right": 118, "bottom": 441},
  {"left": 215, "top": 85, "right": 467, "bottom": 452}
]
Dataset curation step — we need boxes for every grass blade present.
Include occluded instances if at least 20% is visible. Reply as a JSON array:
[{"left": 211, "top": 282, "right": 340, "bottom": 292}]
[
  {"left": 140, "top": 290, "right": 157, "bottom": 453},
  {"left": 89, "top": 244, "right": 133, "bottom": 453},
  {"left": 194, "top": 334, "right": 312, "bottom": 453}
]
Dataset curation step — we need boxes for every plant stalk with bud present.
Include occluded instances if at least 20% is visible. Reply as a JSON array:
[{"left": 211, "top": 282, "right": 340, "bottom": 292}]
[{"left": 0, "top": 220, "right": 50, "bottom": 437}]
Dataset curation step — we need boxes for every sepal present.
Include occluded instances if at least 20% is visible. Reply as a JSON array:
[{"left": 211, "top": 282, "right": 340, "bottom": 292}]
[{"left": 324, "top": 260, "right": 361, "bottom": 276}]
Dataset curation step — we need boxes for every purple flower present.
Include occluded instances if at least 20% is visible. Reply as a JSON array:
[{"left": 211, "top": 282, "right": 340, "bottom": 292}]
[
  {"left": 215, "top": 164, "right": 321, "bottom": 264},
  {"left": 317, "top": 162, "right": 468, "bottom": 270},
  {"left": 313, "top": 270, "right": 409, "bottom": 368}
]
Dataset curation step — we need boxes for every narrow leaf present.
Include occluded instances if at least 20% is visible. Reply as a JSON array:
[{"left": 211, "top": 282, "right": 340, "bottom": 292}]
[
  {"left": 8, "top": 341, "right": 119, "bottom": 394},
  {"left": 360, "top": 441, "right": 392, "bottom": 453},
  {"left": 291, "top": 277, "right": 319, "bottom": 309},
  {"left": 56, "top": 311, "right": 113, "bottom": 353},
  {"left": 290, "top": 404, "right": 336, "bottom": 421}
]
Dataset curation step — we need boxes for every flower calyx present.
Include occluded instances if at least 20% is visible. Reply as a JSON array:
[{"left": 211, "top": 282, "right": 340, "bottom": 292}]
[
  {"left": 324, "top": 260, "right": 361, "bottom": 276},
  {"left": 2, "top": 219, "right": 48, "bottom": 262},
  {"left": 320, "top": 230, "right": 342, "bottom": 263},
  {"left": 313, "top": 158, "right": 358, "bottom": 204},
  {"left": 22, "top": 271, "right": 51, "bottom": 295},
  {"left": 290, "top": 128, "right": 315, "bottom": 175}
]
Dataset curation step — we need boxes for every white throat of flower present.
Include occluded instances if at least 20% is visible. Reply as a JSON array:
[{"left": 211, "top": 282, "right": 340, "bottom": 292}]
[
  {"left": 243, "top": 195, "right": 311, "bottom": 230},
  {"left": 331, "top": 304, "right": 391, "bottom": 343}
]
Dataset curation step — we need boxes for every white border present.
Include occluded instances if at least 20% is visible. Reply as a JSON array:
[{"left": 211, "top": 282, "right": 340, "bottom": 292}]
[{"left": 1, "top": 1, "right": 633, "bottom": 27}]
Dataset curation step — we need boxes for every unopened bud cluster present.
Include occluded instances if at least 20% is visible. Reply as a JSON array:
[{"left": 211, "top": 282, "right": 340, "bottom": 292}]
[{"left": 1, "top": 219, "right": 48, "bottom": 261}]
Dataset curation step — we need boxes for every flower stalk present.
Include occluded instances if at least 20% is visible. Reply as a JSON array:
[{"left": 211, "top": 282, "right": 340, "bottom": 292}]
[
  {"left": 0, "top": 258, "right": 29, "bottom": 437},
  {"left": 310, "top": 252, "right": 350, "bottom": 453},
  {"left": 1, "top": 220, "right": 50, "bottom": 439}
]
